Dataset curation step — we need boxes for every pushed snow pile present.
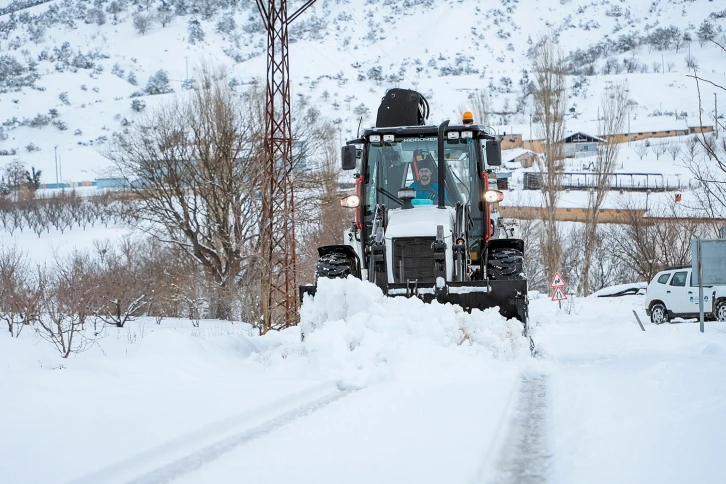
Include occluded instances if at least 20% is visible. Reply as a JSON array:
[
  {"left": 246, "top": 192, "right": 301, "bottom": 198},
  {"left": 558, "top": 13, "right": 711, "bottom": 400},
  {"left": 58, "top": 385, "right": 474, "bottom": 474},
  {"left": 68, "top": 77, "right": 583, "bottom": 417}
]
[{"left": 257, "top": 277, "right": 530, "bottom": 386}]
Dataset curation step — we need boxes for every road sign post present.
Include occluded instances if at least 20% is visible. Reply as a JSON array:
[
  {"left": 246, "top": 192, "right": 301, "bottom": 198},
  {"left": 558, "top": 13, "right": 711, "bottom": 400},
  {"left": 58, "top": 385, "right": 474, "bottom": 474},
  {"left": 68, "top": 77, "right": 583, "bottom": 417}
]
[
  {"left": 550, "top": 272, "right": 567, "bottom": 308},
  {"left": 691, "top": 238, "right": 726, "bottom": 333}
]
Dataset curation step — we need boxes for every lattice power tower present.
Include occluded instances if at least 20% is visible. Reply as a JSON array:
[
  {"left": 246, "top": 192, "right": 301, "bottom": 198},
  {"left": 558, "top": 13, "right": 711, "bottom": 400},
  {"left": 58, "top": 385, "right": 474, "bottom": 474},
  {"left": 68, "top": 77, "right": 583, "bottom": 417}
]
[{"left": 256, "top": 0, "right": 317, "bottom": 332}]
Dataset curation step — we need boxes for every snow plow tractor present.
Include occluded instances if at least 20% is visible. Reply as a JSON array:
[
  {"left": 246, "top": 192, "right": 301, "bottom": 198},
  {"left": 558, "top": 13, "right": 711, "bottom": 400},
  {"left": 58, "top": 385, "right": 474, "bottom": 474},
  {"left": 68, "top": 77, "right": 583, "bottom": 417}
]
[{"left": 300, "top": 88, "right": 529, "bottom": 336}]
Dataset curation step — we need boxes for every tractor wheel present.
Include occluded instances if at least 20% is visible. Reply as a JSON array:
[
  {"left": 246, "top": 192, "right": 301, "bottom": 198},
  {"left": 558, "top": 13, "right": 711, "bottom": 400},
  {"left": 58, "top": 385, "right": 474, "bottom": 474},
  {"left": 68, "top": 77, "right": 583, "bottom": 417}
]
[
  {"left": 714, "top": 300, "right": 726, "bottom": 322},
  {"left": 315, "top": 251, "right": 355, "bottom": 282},
  {"left": 487, "top": 248, "right": 524, "bottom": 280},
  {"left": 649, "top": 302, "right": 669, "bottom": 324}
]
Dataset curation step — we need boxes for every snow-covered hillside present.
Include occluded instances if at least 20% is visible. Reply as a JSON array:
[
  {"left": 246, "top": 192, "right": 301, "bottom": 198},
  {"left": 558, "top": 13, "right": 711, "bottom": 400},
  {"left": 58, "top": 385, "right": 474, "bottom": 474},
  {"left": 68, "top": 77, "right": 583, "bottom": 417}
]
[{"left": 0, "top": 0, "right": 725, "bottom": 183}]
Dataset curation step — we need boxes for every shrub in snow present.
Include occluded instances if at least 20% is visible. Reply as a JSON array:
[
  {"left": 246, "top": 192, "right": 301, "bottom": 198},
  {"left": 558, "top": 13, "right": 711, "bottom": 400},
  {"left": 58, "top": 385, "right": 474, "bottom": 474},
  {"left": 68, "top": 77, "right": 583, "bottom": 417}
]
[
  {"left": 74, "top": 129, "right": 82, "bottom": 136},
  {"left": 188, "top": 18, "right": 205, "bottom": 44},
  {"left": 0, "top": 54, "right": 40, "bottom": 92},
  {"left": 86, "top": 8, "right": 106, "bottom": 26},
  {"left": 111, "top": 63, "right": 124, "bottom": 78},
  {"left": 127, "top": 71, "right": 138, "bottom": 86},
  {"left": 58, "top": 92, "right": 70, "bottom": 105},
  {"left": 131, "top": 99, "right": 146, "bottom": 112},
  {"left": 156, "top": 0, "right": 174, "bottom": 27},
  {"left": 133, "top": 13, "right": 152, "bottom": 34},
  {"left": 53, "top": 120, "right": 68, "bottom": 131},
  {"left": 216, "top": 16, "right": 236, "bottom": 35},
  {"left": 25, "top": 142, "right": 40, "bottom": 152},
  {"left": 144, "top": 70, "right": 174, "bottom": 95},
  {"left": 29, "top": 113, "right": 50, "bottom": 128},
  {"left": 72, "top": 53, "right": 93, "bottom": 69},
  {"left": 685, "top": 53, "right": 698, "bottom": 69},
  {"left": 698, "top": 20, "right": 716, "bottom": 46}
]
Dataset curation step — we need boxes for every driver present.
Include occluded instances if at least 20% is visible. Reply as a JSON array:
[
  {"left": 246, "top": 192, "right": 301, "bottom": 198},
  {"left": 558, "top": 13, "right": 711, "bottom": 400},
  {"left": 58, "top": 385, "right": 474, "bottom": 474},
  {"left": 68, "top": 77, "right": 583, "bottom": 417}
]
[{"left": 409, "top": 152, "right": 440, "bottom": 201}]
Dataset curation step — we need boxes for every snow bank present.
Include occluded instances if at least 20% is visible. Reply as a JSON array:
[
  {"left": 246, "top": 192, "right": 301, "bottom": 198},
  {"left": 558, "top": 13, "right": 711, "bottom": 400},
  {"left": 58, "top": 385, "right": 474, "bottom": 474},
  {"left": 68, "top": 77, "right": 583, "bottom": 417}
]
[{"left": 256, "top": 277, "right": 530, "bottom": 386}]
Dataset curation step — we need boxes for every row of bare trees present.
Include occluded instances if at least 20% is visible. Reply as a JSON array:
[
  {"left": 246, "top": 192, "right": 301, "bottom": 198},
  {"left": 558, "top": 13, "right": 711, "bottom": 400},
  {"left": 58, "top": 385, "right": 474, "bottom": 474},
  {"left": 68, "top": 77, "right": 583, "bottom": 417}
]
[
  {"left": 0, "top": 191, "right": 121, "bottom": 236},
  {"left": 521, "top": 200, "right": 713, "bottom": 295},
  {"left": 0, "top": 236, "right": 269, "bottom": 356}
]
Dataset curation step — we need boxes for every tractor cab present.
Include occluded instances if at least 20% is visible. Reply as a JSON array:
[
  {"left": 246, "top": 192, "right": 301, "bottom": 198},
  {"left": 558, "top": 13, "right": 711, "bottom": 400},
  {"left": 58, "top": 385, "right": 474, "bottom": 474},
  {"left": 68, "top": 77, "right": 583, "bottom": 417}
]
[{"left": 344, "top": 124, "right": 504, "bottom": 270}]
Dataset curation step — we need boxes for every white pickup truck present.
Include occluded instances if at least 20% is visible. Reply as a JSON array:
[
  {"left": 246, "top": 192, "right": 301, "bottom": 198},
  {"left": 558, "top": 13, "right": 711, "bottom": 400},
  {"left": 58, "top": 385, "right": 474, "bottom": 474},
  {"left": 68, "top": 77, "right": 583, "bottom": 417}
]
[{"left": 645, "top": 266, "right": 726, "bottom": 324}]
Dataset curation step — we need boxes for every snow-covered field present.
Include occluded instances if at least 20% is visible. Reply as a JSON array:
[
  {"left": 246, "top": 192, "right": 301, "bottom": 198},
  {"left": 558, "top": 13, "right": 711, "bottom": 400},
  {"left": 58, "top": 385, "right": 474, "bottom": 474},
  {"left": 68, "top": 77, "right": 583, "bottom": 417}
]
[{"left": 2, "top": 277, "right": 724, "bottom": 484}]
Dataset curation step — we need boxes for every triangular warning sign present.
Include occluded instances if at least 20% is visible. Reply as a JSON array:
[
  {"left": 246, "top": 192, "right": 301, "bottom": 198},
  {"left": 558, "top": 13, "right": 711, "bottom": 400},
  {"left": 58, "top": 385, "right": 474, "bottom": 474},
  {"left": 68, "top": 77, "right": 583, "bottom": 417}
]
[
  {"left": 550, "top": 272, "right": 566, "bottom": 288},
  {"left": 551, "top": 287, "right": 568, "bottom": 301}
]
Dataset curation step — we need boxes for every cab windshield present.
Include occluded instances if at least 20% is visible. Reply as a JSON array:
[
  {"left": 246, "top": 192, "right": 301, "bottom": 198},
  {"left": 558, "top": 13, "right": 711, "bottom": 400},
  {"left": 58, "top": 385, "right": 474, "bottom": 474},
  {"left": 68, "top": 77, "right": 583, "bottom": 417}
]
[{"left": 364, "top": 136, "right": 479, "bottom": 213}]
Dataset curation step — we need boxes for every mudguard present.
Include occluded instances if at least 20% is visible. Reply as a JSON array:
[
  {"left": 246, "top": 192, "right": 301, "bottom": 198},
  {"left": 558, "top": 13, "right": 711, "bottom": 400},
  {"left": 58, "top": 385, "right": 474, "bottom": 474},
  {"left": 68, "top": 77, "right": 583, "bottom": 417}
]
[{"left": 485, "top": 238, "right": 525, "bottom": 254}]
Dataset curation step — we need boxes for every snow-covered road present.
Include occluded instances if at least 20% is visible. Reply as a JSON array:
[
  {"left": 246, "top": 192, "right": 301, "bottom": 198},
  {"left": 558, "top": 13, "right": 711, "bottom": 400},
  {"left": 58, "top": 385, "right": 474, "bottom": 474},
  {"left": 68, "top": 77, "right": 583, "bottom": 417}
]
[
  {"left": 171, "top": 376, "right": 520, "bottom": 484},
  {"left": 2, "top": 277, "right": 725, "bottom": 484}
]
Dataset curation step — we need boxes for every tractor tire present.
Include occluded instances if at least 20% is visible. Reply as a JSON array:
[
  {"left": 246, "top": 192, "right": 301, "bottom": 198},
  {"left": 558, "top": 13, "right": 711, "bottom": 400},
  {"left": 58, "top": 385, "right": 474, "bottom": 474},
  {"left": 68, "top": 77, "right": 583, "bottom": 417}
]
[
  {"left": 487, "top": 248, "right": 524, "bottom": 280},
  {"left": 649, "top": 302, "right": 669, "bottom": 324},
  {"left": 315, "top": 251, "right": 355, "bottom": 282}
]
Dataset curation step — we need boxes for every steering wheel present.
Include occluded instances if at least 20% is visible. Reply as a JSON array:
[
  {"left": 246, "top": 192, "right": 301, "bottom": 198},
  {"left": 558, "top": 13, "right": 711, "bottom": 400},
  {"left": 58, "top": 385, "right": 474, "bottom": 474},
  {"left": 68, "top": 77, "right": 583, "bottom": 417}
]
[{"left": 416, "top": 189, "right": 438, "bottom": 201}]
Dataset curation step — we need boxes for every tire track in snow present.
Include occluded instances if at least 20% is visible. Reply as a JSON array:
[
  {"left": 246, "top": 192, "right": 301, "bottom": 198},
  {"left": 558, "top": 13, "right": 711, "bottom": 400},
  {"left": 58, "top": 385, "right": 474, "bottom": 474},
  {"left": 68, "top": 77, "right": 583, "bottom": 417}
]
[
  {"left": 493, "top": 374, "right": 552, "bottom": 484},
  {"left": 127, "top": 390, "right": 354, "bottom": 484},
  {"left": 66, "top": 384, "right": 357, "bottom": 484}
]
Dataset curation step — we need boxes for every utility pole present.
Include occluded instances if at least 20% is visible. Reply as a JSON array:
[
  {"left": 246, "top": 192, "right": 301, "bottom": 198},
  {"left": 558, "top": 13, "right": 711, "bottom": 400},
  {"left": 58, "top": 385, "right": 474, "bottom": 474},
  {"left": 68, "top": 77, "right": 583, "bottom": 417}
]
[
  {"left": 256, "top": 0, "right": 317, "bottom": 333},
  {"left": 529, "top": 113, "right": 532, "bottom": 146},
  {"left": 184, "top": 55, "right": 189, "bottom": 80},
  {"left": 715, "top": 92, "right": 719, "bottom": 139},
  {"left": 54, "top": 145, "right": 59, "bottom": 185},
  {"left": 628, "top": 110, "right": 631, "bottom": 145}
]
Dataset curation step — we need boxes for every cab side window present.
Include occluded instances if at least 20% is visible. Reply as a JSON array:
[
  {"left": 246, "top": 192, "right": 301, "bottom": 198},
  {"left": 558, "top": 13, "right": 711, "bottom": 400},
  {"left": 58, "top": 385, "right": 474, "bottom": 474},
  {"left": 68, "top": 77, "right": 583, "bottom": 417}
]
[
  {"left": 657, "top": 273, "right": 671, "bottom": 284},
  {"left": 670, "top": 271, "right": 687, "bottom": 286}
]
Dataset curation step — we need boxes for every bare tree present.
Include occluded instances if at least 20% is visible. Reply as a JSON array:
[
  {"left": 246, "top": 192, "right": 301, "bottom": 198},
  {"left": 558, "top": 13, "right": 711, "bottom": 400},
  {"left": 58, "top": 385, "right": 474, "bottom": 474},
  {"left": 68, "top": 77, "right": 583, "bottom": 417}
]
[
  {"left": 0, "top": 246, "right": 42, "bottom": 337},
  {"left": 666, "top": 142, "right": 682, "bottom": 161},
  {"left": 466, "top": 89, "right": 491, "bottom": 126},
  {"left": 634, "top": 143, "right": 649, "bottom": 160},
  {"left": 609, "top": 198, "right": 710, "bottom": 282},
  {"left": 36, "top": 263, "right": 94, "bottom": 358},
  {"left": 104, "top": 66, "right": 265, "bottom": 320},
  {"left": 295, "top": 128, "right": 348, "bottom": 284},
  {"left": 653, "top": 142, "right": 668, "bottom": 160},
  {"left": 578, "top": 82, "right": 628, "bottom": 295},
  {"left": 688, "top": 39, "right": 725, "bottom": 169},
  {"left": 532, "top": 34, "right": 567, "bottom": 283},
  {"left": 683, "top": 136, "right": 700, "bottom": 162},
  {"left": 133, "top": 14, "right": 152, "bottom": 34}
]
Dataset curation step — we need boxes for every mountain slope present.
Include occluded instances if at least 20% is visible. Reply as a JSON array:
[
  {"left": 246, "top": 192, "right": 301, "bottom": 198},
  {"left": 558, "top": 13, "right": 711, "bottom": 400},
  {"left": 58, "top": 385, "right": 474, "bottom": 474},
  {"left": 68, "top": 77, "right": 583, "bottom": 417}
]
[{"left": 0, "top": 0, "right": 724, "bottom": 182}]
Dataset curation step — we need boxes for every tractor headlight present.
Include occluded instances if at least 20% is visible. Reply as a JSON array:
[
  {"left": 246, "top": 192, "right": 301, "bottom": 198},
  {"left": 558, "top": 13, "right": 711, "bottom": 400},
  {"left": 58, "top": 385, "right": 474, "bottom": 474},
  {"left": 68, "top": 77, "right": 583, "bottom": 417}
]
[
  {"left": 383, "top": 134, "right": 395, "bottom": 142},
  {"left": 483, "top": 190, "right": 504, "bottom": 203},
  {"left": 340, "top": 195, "right": 360, "bottom": 208},
  {"left": 369, "top": 134, "right": 381, "bottom": 142}
]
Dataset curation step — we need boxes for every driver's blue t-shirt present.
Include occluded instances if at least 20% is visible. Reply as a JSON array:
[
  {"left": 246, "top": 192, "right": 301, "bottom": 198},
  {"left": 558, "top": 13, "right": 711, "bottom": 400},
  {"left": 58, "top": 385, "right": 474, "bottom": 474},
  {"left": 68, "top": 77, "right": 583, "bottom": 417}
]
[{"left": 409, "top": 181, "right": 446, "bottom": 202}]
